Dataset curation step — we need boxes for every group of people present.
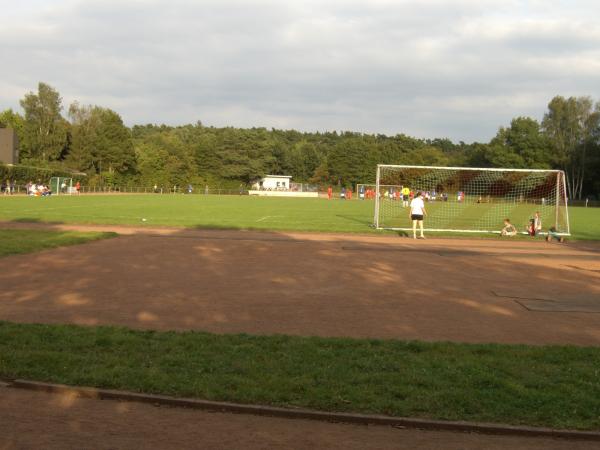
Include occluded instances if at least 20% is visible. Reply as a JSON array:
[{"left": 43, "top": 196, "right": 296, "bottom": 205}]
[
  {"left": 1, "top": 179, "right": 16, "bottom": 195},
  {"left": 326, "top": 186, "right": 354, "bottom": 200},
  {"left": 26, "top": 182, "right": 52, "bottom": 196},
  {"left": 501, "top": 212, "right": 564, "bottom": 242}
]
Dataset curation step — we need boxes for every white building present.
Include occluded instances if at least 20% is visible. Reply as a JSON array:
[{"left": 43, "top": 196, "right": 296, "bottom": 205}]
[
  {"left": 249, "top": 175, "right": 318, "bottom": 198},
  {"left": 252, "top": 175, "right": 292, "bottom": 191}
]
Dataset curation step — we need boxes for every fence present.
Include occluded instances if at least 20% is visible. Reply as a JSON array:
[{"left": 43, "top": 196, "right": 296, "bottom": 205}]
[{"left": 0, "top": 184, "right": 249, "bottom": 196}]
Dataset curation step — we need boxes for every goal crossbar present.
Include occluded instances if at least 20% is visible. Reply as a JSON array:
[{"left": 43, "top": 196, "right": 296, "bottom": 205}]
[{"left": 378, "top": 164, "right": 562, "bottom": 173}]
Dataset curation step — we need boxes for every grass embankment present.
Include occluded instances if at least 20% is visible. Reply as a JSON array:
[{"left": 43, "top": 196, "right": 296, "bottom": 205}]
[
  {"left": 0, "top": 229, "right": 117, "bottom": 257},
  {"left": 1, "top": 322, "right": 598, "bottom": 430},
  {"left": 0, "top": 195, "right": 598, "bottom": 239}
]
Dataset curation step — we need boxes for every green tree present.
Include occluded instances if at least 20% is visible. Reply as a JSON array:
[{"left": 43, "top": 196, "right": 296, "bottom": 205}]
[
  {"left": 542, "top": 96, "right": 600, "bottom": 199},
  {"left": 0, "top": 109, "right": 25, "bottom": 143},
  {"left": 490, "top": 117, "right": 552, "bottom": 168},
  {"left": 19, "top": 82, "right": 69, "bottom": 162},
  {"left": 68, "top": 103, "right": 136, "bottom": 175}
]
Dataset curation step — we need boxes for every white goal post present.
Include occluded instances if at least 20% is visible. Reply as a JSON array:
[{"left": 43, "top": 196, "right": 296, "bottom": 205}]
[
  {"left": 374, "top": 165, "right": 570, "bottom": 235},
  {"left": 49, "top": 177, "right": 73, "bottom": 195}
]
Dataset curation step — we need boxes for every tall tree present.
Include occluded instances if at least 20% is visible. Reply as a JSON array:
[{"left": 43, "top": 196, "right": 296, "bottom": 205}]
[
  {"left": 68, "top": 103, "right": 135, "bottom": 175},
  {"left": 67, "top": 102, "right": 98, "bottom": 171},
  {"left": 542, "top": 96, "right": 600, "bottom": 199},
  {"left": 19, "top": 82, "right": 69, "bottom": 162},
  {"left": 490, "top": 117, "right": 552, "bottom": 168}
]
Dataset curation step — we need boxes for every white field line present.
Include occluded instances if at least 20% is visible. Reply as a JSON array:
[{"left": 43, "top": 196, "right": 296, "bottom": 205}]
[{"left": 255, "top": 215, "right": 284, "bottom": 222}]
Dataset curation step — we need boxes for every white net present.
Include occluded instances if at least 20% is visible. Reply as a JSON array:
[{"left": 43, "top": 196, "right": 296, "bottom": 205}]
[
  {"left": 356, "top": 184, "right": 398, "bottom": 200},
  {"left": 49, "top": 177, "right": 73, "bottom": 195},
  {"left": 375, "top": 165, "right": 570, "bottom": 235}
]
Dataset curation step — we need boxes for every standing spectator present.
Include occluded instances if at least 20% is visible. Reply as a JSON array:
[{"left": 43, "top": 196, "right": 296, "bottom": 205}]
[
  {"left": 340, "top": 187, "right": 346, "bottom": 199},
  {"left": 75, "top": 181, "right": 81, "bottom": 195},
  {"left": 327, "top": 186, "right": 333, "bottom": 200}
]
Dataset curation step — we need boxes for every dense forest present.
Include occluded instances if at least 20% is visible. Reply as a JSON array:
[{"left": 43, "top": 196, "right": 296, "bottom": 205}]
[{"left": 1, "top": 82, "right": 599, "bottom": 199}]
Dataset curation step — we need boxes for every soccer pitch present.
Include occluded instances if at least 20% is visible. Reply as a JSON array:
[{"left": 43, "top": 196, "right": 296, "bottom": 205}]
[{"left": 0, "top": 194, "right": 599, "bottom": 239}]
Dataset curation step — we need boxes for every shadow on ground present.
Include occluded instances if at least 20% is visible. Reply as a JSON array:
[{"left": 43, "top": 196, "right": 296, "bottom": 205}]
[{"left": 0, "top": 222, "right": 599, "bottom": 345}]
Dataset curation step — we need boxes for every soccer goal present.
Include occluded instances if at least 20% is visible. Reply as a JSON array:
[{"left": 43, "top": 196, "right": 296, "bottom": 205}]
[
  {"left": 374, "top": 165, "right": 570, "bottom": 235},
  {"left": 49, "top": 177, "right": 73, "bottom": 195}
]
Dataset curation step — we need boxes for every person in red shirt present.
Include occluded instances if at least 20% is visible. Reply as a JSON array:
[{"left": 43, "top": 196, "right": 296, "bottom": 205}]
[
  {"left": 75, "top": 181, "right": 81, "bottom": 195},
  {"left": 347, "top": 188, "right": 352, "bottom": 200},
  {"left": 327, "top": 186, "right": 333, "bottom": 200}
]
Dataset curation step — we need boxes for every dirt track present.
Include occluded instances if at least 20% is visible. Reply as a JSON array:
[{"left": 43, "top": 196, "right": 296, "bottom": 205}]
[
  {"left": 1, "top": 384, "right": 597, "bottom": 450},
  {"left": 1, "top": 222, "right": 599, "bottom": 345},
  {"left": 2, "top": 223, "right": 600, "bottom": 449}
]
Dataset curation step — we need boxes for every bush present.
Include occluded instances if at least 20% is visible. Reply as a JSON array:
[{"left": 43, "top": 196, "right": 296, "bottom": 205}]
[{"left": 0, "top": 163, "right": 86, "bottom": 184}]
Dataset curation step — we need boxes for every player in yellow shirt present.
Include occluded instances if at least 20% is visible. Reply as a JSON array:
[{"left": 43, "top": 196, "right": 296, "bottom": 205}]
[{"left": 401, "top": 186, "right": 410, "bottom": 207}]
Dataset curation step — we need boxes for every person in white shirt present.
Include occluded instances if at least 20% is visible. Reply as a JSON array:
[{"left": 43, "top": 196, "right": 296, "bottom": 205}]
[
  {"left": 534, "top": 211, "right": 542, "bottom": 233},
  {"left": 409, "top": 191, "right": 427, "bottom": 239}
]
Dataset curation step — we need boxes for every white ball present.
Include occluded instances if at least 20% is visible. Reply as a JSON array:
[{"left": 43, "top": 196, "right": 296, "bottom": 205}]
[{"left": 142, "top": 218, "right": 147, "bottom": 222}]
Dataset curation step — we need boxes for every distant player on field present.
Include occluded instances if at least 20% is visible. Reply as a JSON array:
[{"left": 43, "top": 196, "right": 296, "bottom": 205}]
[
  {"left": 409, "top": 191, "right": 427, "bottom": 239},
  {"left": 401, "top": 186, "right": 410, "bottom": 207}
]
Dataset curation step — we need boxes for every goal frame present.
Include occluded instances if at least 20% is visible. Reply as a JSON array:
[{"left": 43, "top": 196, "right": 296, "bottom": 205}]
[
  {"left": 374, "top": 164, "right": 570, "bottom": 235},
  {"left": 49, "top": 177, "right": 73, "bottom": 196}
]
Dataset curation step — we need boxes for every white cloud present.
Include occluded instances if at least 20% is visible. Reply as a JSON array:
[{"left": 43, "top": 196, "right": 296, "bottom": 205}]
[{"left": 0, "top": 0, "right": 599, "bottom": 141}]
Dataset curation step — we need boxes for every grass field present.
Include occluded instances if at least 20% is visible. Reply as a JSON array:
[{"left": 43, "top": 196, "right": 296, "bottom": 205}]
[
  {"left": 0, "top": 229, "right": 117, "bottom": 257},
  {"left": 1, "top": 195, "right": 599, "bottom": 432},
  {"left": 1, "top": 322, "right": 599, "bottom": 430},
  {"left": 0, "top": 194, "right": 599, "bottom": 239}
]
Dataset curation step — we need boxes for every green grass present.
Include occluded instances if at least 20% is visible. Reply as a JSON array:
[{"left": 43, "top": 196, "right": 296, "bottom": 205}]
[
  {"left": 0, "top": 195, "right": 598, "bottom": 239},
  {"left": 0, "top": 322, "right": 599, "bottom": 430},
  {"left": 0, "top": 229, "right": 117, "bottom": 257}
]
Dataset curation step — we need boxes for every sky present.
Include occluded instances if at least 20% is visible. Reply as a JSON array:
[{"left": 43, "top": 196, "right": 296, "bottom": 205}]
[{"left": 1, "top": 0, "right": 599, "bottom": 142}]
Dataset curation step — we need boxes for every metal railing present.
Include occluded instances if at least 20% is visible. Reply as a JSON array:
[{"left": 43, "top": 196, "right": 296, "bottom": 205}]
[{"left": 1, "top": 184, "right": 249, "bottom": 196}]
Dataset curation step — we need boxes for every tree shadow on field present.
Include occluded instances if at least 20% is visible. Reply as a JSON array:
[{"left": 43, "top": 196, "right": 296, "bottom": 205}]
[
  {"left": 9, "top": 218, "right": 65, "bottom": 225},
  {"left": 335, "top": 214, "right": 373, "bottom": 227},
  {"left": 0, "top": 222, "right": 599, "bottom": 346}
]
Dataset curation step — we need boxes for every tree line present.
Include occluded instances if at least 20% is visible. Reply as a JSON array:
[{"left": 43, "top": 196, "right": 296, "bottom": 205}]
[{"left": 1, "top": 82, "right": 599, "bottom": 199}]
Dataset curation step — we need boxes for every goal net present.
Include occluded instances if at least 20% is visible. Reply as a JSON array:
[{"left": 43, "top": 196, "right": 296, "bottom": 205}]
[
  {"left": 356, "top": 184, "right": 400, "bottom": 199},
  {"left": 49, "top": 177, "right": 73, "bottom": 195},
  {"left": 374, "top": 165, "right": 570, "bottom": 235}
]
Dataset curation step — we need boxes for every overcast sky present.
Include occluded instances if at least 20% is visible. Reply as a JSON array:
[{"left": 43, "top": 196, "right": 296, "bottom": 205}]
[{"left": 1, "top": 0, "right": 599, "bottom": 142}]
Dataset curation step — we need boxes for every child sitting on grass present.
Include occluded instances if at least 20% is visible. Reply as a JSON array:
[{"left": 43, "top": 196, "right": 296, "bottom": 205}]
[
  {"left": 546, "top": 226, "right": 565, "bottom": 243},
  {"left": 501, "top": 219, "right": 517, "bottom": 237}
]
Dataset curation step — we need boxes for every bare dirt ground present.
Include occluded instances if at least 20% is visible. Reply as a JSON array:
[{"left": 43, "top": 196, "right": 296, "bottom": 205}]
[
  {"left": 2, "top": 222, "right": 600, "bottom": 450},
  {"left": 1, "top": 384, "right": 597, "bottom": 450},
  {"left": 1, "top": 222, "right": 599, "bottom": 345}
]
